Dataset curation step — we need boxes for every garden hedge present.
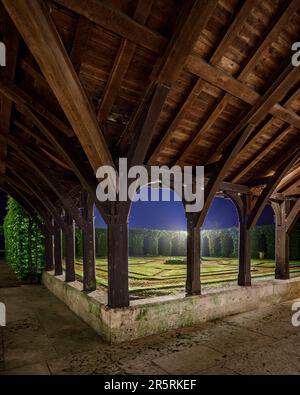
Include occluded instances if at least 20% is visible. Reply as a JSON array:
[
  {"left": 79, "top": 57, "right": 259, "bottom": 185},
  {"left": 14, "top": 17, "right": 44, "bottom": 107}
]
[
  {"left": 3, "top": 197, "right": 45, "bottom": 281},
  {"left": 73, "top": 224, "right": 300, "bottom": 259}
]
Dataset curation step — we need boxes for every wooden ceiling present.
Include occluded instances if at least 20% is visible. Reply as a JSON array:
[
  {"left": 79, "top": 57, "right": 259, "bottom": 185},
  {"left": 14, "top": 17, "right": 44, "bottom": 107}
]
[{"left": 0, "top": 0, "right": 300, "bottom": 223}]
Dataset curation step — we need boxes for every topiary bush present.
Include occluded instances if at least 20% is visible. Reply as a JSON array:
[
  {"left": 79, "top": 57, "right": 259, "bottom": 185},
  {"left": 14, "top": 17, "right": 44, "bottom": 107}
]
[{"left": 3, "top": 197, "right": 45, "bottom": 281}]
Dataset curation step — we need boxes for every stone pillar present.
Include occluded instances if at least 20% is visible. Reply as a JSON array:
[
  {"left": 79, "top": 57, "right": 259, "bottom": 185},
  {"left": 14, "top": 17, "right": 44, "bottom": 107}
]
[
  {"left": 65, "top": 212, "right": 76, "bottom": 282},
  {"left": 186, "top": 213, "right": 201, "bottom": 295},
  {"left": 82, "top": 194, "right": 96, "bottom": 292},
  {"left": 54, "top": 223, "right": 62, "bottom": 276}
]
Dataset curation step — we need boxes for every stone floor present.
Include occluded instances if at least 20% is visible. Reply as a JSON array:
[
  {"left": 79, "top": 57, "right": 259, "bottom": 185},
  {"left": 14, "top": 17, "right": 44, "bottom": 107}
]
[{"left": 0, "top": 283, "right": 300, "bottom": 375}]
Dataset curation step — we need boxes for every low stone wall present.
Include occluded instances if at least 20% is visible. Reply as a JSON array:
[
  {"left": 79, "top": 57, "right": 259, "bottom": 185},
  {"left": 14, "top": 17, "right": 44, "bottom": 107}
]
[{"left": 42, "top": 271, "right": 300, "bottom": 343}]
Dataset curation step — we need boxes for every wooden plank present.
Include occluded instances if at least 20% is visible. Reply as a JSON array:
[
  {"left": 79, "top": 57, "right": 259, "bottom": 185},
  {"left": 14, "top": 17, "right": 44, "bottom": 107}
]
[
  {"left": 0, "top": 81, "right": 73, "bottom": 137},
  {"left": 148, "top": 79, "right": 206, "bottom": 164},
  {"left": 277, "top": 167, "right": 300, "bottom": 192},
  {"left": 69, "top": 16, "right": 92, "bottom": 74},
  {"left": 3, "top": 0, "right": 114, "bottom": 172},
  {"left": 232, "top": 126, "right": 294, "bottom": 183},
  {"left": 286, "top": 200, "right": 300, "bottom": 233},
  {"left": 130, "top": 83, "right": 170, "bottom": 166},
  {"left": 247, "top": 152, "right": 300, "bottom": 228},
  {"left": 149, "top": 0, "right": 259, "bottom": 163},
  {"left": 54, "top": 0, "right": 167, "bottom": 54},
  {"left": 196, "top": 124, "right": 255, "bottom": 227},
  {"left": 209, "top": 63, "right": 300, "bottom": 163},
  {"left": 175, "top": 0, "right": 300, "bottom": 164},
  {"left": 0, "top": 10, "right": 19, "bottom": 173},
  {"left": 124, "top": 0, "right": 217, "bottom": 153},
  {"left": 97, "top": 0, "right": 153, "bottom": 123},
  {"left": 153, "top": 0, "right": 218, "bottom": 86}
]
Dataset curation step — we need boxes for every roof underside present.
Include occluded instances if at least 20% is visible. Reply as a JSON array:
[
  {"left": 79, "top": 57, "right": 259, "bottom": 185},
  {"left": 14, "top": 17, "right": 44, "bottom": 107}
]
[{"left": 0, "top": 0, "right": 300, "bottom": 214}]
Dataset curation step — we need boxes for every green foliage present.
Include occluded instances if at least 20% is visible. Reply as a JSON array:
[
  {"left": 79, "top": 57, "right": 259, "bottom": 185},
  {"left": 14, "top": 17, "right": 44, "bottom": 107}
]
[
  {"left": 129, "top": 229, "right": 145, "bottom": 256},
  {"left": 221, "top": 230, "right": 234, "bottom": 257},
  {"left": 75, "top": 227, "right": 83, "bottom": 258},
  {"left": 72, "top": 223, "right": 299, "bottom": 261},
  {"left": 3, "top": 197, "right": 45, "bottom": 281},
  {"left": 258, "top": 233, "right": 267, "bottom": 252},
  {"left": 158, "top": 235, "right": 172, "bottom": 256},
  {"left": 143, "top": 233, "right": 158, "bottom": 256},
  {"left": 202, "top": 236, "right": 210, "bottom": 257},
  {"left": 95, "top": 228, "right": 107, "bottom": 257},
  {"left": 251, "top": 225, "right": 275, "bottom": 259},
  {"left": 164, "top": 258, "right": 186, "bottom": 264},
  {"left": 290, "top": 223, "right": 300, "bottom": 260}
]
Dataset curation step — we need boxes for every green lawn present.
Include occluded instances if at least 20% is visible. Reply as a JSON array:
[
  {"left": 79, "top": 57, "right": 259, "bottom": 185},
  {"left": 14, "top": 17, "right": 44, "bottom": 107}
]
[{"left": 73, "top": 256, "right": 300, "bottom": 298}]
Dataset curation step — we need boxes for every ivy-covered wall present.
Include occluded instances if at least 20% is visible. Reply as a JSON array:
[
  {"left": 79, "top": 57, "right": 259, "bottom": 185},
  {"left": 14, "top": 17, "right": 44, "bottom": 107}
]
[
  {"left": 3, "top": 197, "right": 45, "bottom": 281},
  {"left": 73, "top": 224, "right": 300, "bottom": 259}
]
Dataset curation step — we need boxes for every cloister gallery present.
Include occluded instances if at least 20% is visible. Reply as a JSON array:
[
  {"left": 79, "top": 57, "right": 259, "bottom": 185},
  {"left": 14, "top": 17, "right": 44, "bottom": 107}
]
[{"left": 0, "top": 0, "right": 300, "bottom": 376}]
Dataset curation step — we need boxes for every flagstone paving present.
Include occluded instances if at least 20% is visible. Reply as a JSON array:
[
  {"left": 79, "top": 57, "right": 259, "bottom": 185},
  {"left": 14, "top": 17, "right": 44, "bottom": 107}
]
[{"left": 0, "top": 281, "right": 300, "bottom": 375}]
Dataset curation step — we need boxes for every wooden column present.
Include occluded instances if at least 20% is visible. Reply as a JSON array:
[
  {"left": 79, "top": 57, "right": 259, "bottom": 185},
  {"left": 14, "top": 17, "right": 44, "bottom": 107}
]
[
  {"left": 238, "top": 195, "right": 251, "bottom": 286},
  {"left": 65, "top": 212, "right": 76, "bottom": 282},
  {"left": 45, "top": 229, "right": 54, "bottom": 271},
  {"left": 275, "top": 201, "right": 290, "bottom": 280},
  {"left": 107, "top": 202, "right": 129, "bottom": 308},
  {"left": 82, "top": 194, "right": 96, "bottom": 291},
  {"left": 186, "top": 213, "right": 201, "bottom": 295},
  {"left": 54, "top": 222, "right": 62, "bottom": 276}
]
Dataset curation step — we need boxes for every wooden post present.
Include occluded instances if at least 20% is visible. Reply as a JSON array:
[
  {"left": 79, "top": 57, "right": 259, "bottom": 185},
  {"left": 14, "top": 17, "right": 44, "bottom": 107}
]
[
  {"left": 82, "top": 193, "right": 96, "bottom": 291},
  {"left": 107, "top": 205, "right": 129, "bottom": 308},
  {"left": 45, "top": 229, "right": 54, "bottom": 271},
  {"left": 238, "top": 195, "right": 251, "bottom": 286},
  {"left": 54, "top": 222, "right": 62, "bottom": 276},
  {"left": 65, "top": 212, "right": 76, "bottom": 282},
  {"left": 275, "top": 201, "right": 290, "bottom": 280},
  {"left": 186, "top": 213, "right": 201, "bottom": 295}
]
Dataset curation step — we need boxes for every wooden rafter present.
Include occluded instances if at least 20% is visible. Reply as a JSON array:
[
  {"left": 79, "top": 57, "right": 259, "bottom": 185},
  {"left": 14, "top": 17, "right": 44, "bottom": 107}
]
[
  {"left": 2, "top": 0, "right": 114, "bottom": 172},
  {"left": 248, "top": 151, "right": 300, "bottom": 229},
  {"left": 150, "top": 0, "right": 300, "bottom": 165},
  {"left": 53, "top": 0, "right": 167, "bottom": 54},
  {"left": 97, "top": 0, "right": 154, "bottom": 123},
  {"left": 124, "top": 0, "right": 218, "bottom": 164},
  {"left": 286, "top": 200, "right": 300, "bottom": 233}
]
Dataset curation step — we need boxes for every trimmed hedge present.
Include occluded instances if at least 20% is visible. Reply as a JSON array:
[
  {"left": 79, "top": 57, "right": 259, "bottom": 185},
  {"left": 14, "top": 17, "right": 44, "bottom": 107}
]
[
  {"left": 3, "top": 197, "right": 45, "bottom": 281},
  {"left": 71, "top": 224, "right": 300, "bottom": 259}
]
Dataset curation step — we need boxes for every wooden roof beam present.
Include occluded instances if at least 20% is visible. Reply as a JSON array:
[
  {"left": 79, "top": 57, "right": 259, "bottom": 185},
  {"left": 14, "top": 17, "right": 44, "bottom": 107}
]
[
  {"left": 277, "top": 167, "right": 300, "bottom": 192},
  {"left": 125, "top": 0, "right": 218, "bottom": 163},
  {"left": 0, "top": 7, "right": 19, "bottom": 174},
  {"left": 150, "top": 0, "right": 299, "bottom": 164},
  {"left": 0, "top": 81, "right": 73, "bottom": 137},
  {"left": 3, "top": 0, "right": 114, "bottom": 172},
  {"left": 53, "top": 0, "right": 167, "bottom": 54},
  {"left": 247, "top": 151, "right": 300, "bottom": 228},
  {"left": 97, "top": 0, "right": 153, "bottom": 123},
  {"left": 286, "top": 199, "right": 300, "bottom": 232},
  {"left": 231, "top": 125, "right": 295, "bottom": 183}
]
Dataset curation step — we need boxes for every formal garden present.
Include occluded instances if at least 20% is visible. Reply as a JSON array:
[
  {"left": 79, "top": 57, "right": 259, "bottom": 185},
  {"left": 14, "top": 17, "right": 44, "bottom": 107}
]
[{"left": 3, "top": 197, "right": 300, "bottom": 297}]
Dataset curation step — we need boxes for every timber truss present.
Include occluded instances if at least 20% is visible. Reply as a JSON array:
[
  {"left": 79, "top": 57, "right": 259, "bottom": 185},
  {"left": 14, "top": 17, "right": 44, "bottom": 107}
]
[{"left": 0, "top": 0, "right": 300, "bottom": 307}]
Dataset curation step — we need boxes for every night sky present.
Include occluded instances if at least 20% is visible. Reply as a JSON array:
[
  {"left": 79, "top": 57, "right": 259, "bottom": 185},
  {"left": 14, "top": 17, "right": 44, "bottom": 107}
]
[
  {"left": 0, "top": 189, "right": 274, "bottom": 231},
  {"left": 95, "top": 188, "right": 275, "bottom": 230}
]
